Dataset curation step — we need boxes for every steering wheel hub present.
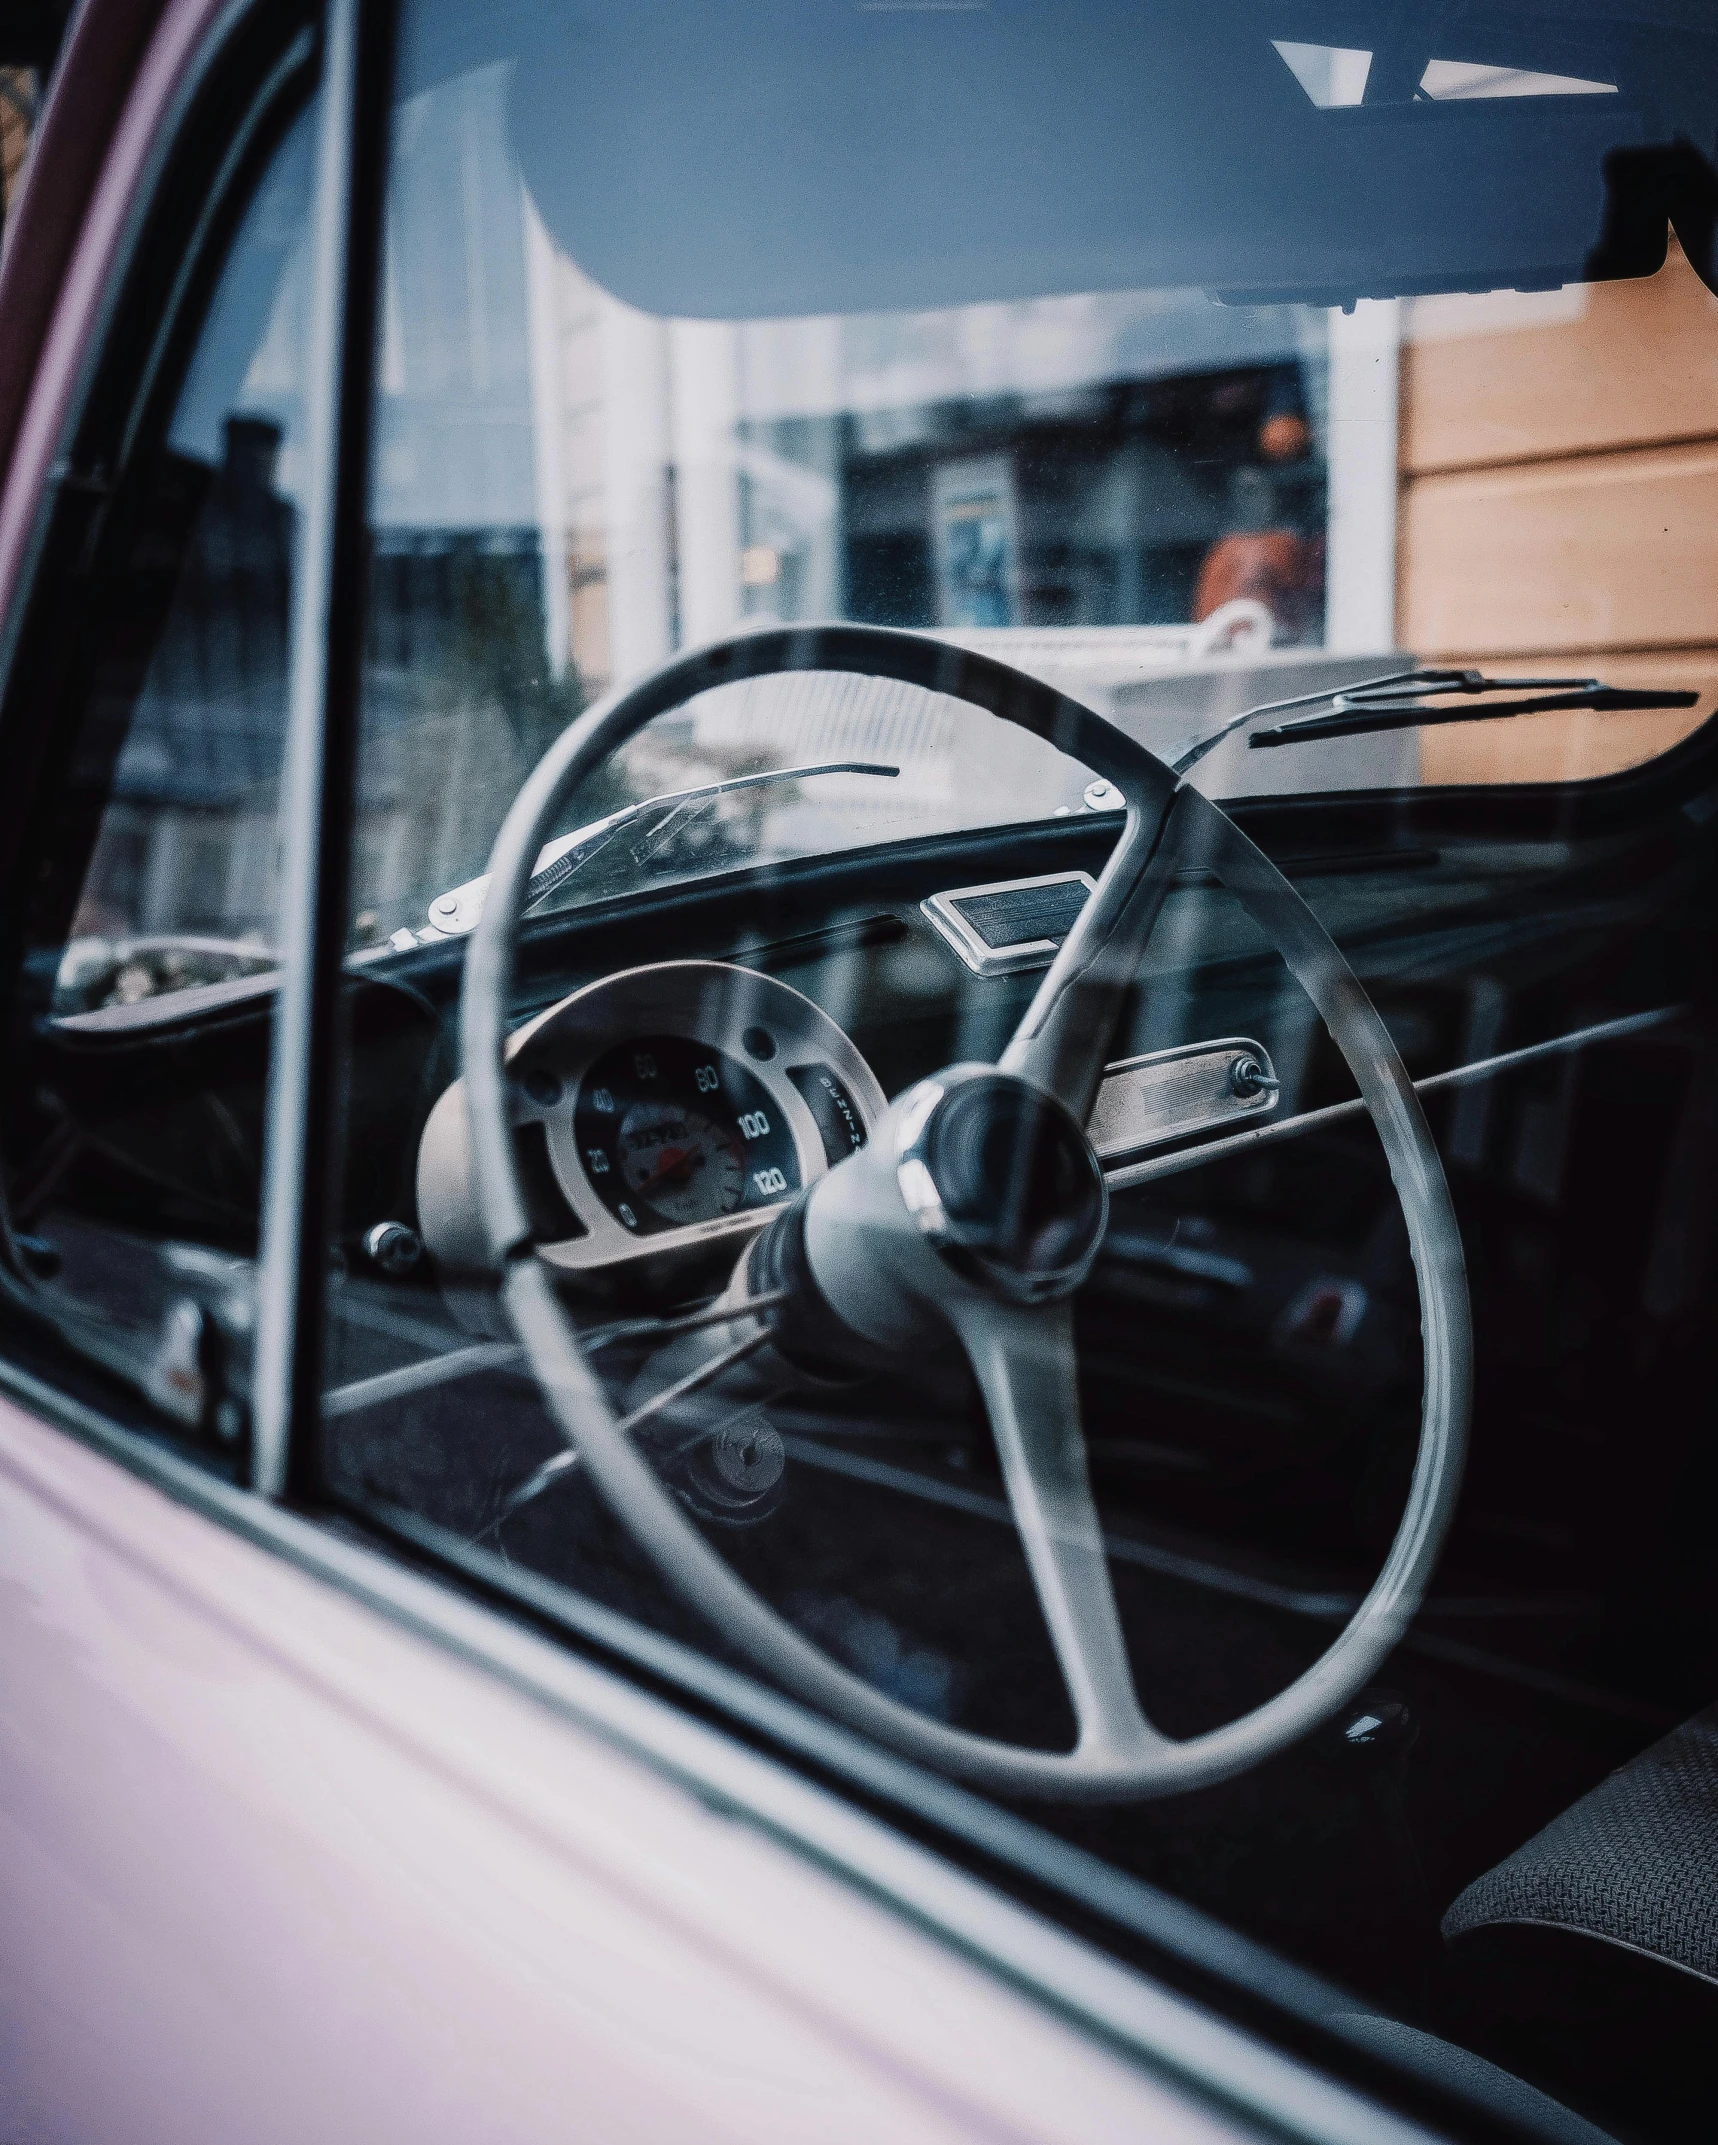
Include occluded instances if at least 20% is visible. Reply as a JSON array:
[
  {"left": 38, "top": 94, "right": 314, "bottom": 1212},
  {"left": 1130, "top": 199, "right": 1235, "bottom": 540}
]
[{"left": 895, "top": 1068, "right": 1108, "bottom": 1304}]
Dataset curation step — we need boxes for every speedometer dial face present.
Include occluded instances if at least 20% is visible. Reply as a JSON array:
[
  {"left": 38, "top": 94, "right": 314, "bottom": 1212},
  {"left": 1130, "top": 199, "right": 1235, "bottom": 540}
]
[
  {"left": 615, "top": 1100, "right": 745, "bottom": 1226},
  {"left": 573, "top": 1034, "right": 802, "bottom": 1234}
]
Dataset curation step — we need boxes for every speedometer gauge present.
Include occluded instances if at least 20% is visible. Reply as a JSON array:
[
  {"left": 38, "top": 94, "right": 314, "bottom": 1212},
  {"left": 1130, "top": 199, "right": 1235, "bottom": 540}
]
[
  {"left": 574, "top": 1035, "right": 802, "bottom": 1234},
  {"left": 417, "top": 961, "right": 887, "bottom": 1293}
]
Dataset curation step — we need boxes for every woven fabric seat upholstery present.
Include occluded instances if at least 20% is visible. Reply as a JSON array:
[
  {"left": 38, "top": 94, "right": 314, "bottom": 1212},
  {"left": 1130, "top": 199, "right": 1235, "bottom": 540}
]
[{"left": 1443, "top": 1701, "right": 1718, "bottom": 1982}]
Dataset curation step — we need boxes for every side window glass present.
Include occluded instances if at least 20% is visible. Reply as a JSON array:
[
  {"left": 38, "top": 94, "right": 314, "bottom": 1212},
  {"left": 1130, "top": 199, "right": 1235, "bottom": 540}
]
[
  {"left": 0, "top": 88, "right": 318, "bottom": 1457},
  {"left": 63, "top": 115, "right": 314, "bottom": 1007}
]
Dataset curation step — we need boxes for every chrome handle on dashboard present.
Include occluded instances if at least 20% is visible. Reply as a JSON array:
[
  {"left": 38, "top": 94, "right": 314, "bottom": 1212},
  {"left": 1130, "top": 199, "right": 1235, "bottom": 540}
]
[{"left": 1086, "top": 1038, "right": 1279, "bottom": 1163}]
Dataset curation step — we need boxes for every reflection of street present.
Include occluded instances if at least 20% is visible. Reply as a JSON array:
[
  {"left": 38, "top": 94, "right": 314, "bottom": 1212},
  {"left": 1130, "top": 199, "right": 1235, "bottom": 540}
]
[{"left": 64, "top": 415, "right": 297, "bottom": 1005}]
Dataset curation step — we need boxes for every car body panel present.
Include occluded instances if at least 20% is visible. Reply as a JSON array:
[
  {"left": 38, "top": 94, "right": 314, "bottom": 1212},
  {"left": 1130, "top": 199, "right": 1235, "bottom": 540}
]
[
  {"left": 0, "top": 0, "right": 208, "bottom": 642},
  {"left": 0, "top": 1389, "right": 1311, "bottom": 2145}
]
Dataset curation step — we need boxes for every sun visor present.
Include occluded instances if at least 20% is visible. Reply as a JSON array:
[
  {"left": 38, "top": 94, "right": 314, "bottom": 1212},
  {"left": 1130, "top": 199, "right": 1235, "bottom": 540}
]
[{"left": 406, "top": 0, "right": 1718, "bottom": 321}]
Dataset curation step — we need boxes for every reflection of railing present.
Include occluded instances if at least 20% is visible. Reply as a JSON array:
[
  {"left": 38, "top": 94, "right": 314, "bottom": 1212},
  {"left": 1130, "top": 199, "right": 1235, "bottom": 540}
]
[{"left": 930, "top": 600, "right": 1274, "bottom": 716}]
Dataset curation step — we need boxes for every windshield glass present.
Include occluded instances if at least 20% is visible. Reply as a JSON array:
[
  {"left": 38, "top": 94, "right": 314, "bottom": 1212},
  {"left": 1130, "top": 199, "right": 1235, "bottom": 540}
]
[{"left": 342, "top": 5, "right": 1718, "bottom": 951}]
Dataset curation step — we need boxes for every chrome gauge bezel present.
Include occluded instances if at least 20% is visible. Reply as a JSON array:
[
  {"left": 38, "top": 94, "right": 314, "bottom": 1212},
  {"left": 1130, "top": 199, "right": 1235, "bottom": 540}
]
[{"left": 417, "top": 960, "right": 888, "bottom": 1281}]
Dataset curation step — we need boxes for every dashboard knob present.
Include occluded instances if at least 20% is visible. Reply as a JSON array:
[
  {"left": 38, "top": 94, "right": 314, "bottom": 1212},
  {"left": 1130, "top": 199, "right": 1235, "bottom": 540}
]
[
  {"left": 679, "top": 1408, "right": 787, "bottom": 1525},
  {"left": 363, "top": 1221, "right": 423, "bottom": 1276}
]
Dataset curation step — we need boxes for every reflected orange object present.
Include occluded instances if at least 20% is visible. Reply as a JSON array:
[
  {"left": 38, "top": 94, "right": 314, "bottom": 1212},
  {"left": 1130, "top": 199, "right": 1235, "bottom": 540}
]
[
  {"left": 1193, "top": 528, "right": 1324, "bottom": 636},
  {"left": 1259, "top": 411, "right": 1311, "bottom": 461}
]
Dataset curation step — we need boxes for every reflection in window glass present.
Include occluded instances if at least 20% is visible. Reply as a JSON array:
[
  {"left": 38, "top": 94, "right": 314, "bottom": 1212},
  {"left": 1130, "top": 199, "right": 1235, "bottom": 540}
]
[
  {"left": 345, "top": 43, "right": 1718, "bottom": 968},
  {"left": 0, "top": 91, "right": 317, "bottom": 1457},
  {"left": 346, "top": 57, "right": 1351, "bottom": 951},
  {"left": 58, "top": 110, "right": 316, "bottom": 1012}
]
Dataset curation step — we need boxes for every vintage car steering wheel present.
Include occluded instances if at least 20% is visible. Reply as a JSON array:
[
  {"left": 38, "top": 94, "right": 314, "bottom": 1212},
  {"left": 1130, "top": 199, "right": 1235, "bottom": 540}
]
[{"left": 462, "top": 624, "right": 1471, "bottom": 1801}]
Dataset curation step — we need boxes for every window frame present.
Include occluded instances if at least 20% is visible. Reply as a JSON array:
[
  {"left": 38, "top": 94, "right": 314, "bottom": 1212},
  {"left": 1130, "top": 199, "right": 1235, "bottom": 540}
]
[{"left": 247, "top": 0, "right": 394, "bottom": 1498}]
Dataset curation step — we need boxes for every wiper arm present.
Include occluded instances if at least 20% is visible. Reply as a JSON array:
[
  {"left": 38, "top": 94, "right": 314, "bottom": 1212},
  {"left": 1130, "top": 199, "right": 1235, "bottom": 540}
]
[
  {"left": 1172, "top": 667, "right": 1698, "bottom": 772},
  {"left": 1245, "top": 668, "right": 1698, "bottom": 749},
  {"left": 1170, "top": 667, "right": 1428, "bottom": 773},
  {"left": 417, "top": 759, "right": 900, "bottom": 940}
]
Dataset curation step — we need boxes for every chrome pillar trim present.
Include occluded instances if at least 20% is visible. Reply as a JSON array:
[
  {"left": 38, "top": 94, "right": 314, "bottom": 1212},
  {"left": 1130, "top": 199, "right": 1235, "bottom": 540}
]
[
  {"left": 251, "top": 0, "right": 359, "bottom": 1497},
  {"left": 252, "top": 0, "right": 394, "bottom": 1494}
]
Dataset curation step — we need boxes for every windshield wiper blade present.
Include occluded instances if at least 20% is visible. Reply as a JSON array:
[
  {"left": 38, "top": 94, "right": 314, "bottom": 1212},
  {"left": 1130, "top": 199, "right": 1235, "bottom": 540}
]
[
  {"left": 1246, "top": 668, "right": 1699, "bottom": 749},
  {"left": 1169, "top": 666, "right": 1700, "bottom": 773},
  {"left": 418, "top": 759, "right": 899, "bottom": 940}
]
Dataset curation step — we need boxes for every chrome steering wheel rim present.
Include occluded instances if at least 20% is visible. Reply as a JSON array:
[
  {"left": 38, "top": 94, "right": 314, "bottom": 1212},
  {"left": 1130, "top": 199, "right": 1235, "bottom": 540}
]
[{"left": 462, "top": 623, "right": 1471, "bottom": 1802}]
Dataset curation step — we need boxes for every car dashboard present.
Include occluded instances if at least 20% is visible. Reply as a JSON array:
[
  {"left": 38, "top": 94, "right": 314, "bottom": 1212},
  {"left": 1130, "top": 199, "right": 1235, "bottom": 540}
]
[{"left": 27, "top": 793, "right": 1694, "bottom": 1505}]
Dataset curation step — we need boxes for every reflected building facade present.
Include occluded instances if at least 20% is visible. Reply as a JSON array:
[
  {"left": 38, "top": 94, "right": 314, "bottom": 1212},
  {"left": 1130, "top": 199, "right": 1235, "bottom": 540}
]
[{"left": 68, "top": 59, "right": 1342, "bottom": 981}]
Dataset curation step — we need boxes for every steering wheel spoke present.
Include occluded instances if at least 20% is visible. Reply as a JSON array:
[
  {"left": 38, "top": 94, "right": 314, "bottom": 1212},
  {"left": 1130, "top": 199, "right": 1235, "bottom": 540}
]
[
  {"left": 950, "top": 1294, "right": 1163, "bottom": 1761},
  {"left": 1001, "top": 786, "right": 1193, "bottom": 1116}
]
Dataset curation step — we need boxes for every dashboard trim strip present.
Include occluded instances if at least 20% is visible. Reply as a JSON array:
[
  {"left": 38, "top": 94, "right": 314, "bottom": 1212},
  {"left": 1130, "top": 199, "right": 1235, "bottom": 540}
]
[{"left": 1103, "top": 1003, "right": 1687, "bottom": 1191}]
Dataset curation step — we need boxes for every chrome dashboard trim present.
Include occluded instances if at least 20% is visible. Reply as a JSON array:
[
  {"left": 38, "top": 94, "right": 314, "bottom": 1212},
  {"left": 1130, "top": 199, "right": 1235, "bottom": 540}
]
[
  {"left": 1088, "top": 1038, "right": 1279, "bottom": 1161},
  {"left": 1104, "top": 1003, "right": 1686, "bottom": 1192},
  {"left": 921, "top": 870, "right": 1097, "bottom": 976}
]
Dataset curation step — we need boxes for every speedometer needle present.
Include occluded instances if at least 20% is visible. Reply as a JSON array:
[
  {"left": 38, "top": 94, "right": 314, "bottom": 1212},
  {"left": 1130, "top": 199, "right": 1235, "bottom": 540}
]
[{"left": 635, "top": 1145, "right": 700, "bottom": 1194}]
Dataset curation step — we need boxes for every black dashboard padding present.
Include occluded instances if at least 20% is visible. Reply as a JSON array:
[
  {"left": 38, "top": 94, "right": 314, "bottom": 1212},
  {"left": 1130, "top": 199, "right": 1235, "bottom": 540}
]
[{"left": 1443, "top": 1701, "right": 1718, "bottom": 1984}]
